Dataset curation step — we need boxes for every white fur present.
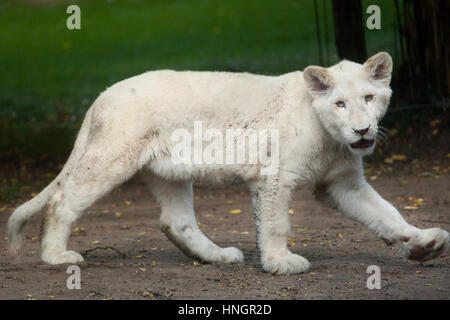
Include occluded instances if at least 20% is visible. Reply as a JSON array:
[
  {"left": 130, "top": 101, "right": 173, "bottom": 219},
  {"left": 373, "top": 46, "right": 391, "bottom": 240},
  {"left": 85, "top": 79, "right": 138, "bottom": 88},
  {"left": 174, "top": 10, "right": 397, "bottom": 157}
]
[{"left": 8, "top": 52, "right": 449, "bottom": 274}]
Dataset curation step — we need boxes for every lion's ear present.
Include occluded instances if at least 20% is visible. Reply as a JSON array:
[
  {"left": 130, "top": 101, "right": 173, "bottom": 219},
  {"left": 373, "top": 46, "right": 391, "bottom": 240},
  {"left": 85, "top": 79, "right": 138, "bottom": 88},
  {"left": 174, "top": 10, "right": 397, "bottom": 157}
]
[
  {"left": 364, "top": 52, "right": 393, "bottom": 86},
  {"left": 303, "top": 66, "right": 333, "bottom": 97}
]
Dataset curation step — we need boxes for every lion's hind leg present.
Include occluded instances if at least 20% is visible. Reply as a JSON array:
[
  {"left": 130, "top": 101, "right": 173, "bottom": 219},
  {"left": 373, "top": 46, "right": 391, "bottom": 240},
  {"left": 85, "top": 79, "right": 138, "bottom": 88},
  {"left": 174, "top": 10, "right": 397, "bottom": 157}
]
[
  {"left": 142, "top": 171, "right": 244, "bottom": 264},
  {"left": 40, "top": 145, "right": 140, "bottom": 265}
]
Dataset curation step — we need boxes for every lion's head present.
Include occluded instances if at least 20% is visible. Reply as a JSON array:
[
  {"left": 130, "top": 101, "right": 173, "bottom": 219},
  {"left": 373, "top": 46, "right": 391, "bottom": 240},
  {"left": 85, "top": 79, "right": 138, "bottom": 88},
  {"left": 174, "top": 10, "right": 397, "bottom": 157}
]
[{"left": 303, "top": 52, "right": 393, "bottom": 156}]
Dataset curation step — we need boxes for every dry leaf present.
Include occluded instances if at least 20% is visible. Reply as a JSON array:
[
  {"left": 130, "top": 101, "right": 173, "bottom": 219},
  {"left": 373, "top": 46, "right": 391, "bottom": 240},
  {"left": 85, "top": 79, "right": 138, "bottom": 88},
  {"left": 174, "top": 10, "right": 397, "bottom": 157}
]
[
  {"left": 73, "top": 227, "right": 86, "bottom": 236},
  {"left": 391, "top": 154, "right": 406, "bottom": 161},
  {"left": 429, "top": 119, "right": 440, "bottom": 127}
]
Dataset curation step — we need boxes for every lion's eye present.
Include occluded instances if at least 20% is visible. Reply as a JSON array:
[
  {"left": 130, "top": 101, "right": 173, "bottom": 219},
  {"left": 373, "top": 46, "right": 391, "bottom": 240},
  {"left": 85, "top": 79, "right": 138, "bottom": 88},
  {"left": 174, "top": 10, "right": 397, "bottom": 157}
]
[
  {"left": 336, "top": 101, "right": 345, "bottom": 108},
  {"left": 365, "top": 95, "right": 374, "bottom": 102}
]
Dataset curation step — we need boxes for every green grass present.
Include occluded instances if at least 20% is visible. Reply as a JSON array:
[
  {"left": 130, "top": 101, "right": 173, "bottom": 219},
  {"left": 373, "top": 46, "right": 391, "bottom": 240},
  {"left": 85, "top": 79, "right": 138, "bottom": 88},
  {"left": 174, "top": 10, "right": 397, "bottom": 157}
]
[{"left": 0, "top": 0, "right": 396, "bottom": 161}]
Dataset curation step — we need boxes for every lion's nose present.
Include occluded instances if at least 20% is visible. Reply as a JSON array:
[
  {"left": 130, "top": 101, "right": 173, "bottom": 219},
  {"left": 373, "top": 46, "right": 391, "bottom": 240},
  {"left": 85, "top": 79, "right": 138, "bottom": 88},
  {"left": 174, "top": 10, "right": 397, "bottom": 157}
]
[{"left": 353, "top": 126, "right": 370, "bottom": 135}]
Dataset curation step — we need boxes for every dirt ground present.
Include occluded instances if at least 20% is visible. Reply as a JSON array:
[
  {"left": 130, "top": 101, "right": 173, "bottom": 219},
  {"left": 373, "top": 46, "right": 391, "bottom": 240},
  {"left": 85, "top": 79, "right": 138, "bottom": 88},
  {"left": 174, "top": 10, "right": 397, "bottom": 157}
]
[{"left": 0, "top": 173, "right": 449, "bottom": 300}]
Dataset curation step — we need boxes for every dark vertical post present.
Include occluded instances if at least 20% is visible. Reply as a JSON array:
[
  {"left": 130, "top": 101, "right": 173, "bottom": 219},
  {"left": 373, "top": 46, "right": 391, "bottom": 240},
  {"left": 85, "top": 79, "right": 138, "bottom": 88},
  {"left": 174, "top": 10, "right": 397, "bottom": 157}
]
[
  {"left": 314, "top": 0, "right": 324, "bottom": 66},
  {"left": 332, "top": 0, "right": 367, "bottom": 63}
]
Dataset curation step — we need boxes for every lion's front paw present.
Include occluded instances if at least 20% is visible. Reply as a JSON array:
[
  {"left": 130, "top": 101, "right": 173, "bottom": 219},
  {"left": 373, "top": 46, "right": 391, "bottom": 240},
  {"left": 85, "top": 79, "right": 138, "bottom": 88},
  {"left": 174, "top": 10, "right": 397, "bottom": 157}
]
[
  {"left": 42, "top": 250, "right": 85, "bottom": 265},
  {"left": 398, "top": 228, "right": 449, "bottom": 262},
  {"left": 262, "top": 251, "right": 310, "bottom": 275},
  {"left": 220, "top": 247, "right": 244, "bottom": 264}
]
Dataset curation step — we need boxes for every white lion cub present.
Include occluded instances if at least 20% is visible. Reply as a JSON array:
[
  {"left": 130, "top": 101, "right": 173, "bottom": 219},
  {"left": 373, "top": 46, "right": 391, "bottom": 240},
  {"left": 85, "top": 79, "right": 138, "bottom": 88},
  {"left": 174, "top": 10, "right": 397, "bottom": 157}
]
[{"left": 8, "top": 52, "right": 449, "bottom": 274}]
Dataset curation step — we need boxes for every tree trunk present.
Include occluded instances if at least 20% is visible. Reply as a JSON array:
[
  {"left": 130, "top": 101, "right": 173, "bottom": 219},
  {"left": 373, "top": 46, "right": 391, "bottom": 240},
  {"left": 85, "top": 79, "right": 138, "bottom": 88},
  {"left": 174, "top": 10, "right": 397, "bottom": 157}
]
[
  {"left": 397, "top": 0, "right": 449, "bottom": 102},
  {"left": 332, "top": 0, "right": 367, "bottom": 63}
]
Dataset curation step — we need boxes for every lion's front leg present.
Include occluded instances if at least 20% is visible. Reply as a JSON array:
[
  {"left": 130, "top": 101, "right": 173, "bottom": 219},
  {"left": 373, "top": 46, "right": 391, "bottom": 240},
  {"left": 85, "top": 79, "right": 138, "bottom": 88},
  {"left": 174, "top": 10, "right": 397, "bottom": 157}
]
[
  {"left": 249, "top": 179, "right": 310, "bottom": 274},
  {"left": 323, "top": 171, "right": 449, "bottom": 262}
]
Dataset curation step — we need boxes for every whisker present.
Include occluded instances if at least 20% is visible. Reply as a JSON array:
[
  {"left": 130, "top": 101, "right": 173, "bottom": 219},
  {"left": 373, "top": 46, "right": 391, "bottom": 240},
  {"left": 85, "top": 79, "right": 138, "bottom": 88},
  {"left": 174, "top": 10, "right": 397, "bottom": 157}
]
[
  {"left": 376, "top": 133, "right": 387, "bottom": 146},
  {"left": 377, "top": 130, "right": 388, "bottom": 138},
  {"left": 378, "top": 126, "right": 394, "bottom": 136},
  {"left": 376, "top": 127, "right": 393, "bottom": 144}
]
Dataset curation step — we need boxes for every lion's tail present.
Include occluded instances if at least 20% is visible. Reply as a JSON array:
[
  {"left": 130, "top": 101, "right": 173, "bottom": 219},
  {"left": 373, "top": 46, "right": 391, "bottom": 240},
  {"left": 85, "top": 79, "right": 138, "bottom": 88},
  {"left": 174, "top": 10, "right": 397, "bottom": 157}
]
[
  {"left": 7, "top": 182, "right": 56, "bottom": 256},
  {"left": 8, "top": 107, "right": 94, "bottom": 257}
]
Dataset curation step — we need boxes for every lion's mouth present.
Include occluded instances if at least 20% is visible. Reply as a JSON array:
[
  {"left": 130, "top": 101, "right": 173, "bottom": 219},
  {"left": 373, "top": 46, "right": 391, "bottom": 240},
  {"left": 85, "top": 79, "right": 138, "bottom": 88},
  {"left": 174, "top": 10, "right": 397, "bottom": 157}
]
[{"left": 350, "top": 139, "right": 375, "bottom": 149}]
